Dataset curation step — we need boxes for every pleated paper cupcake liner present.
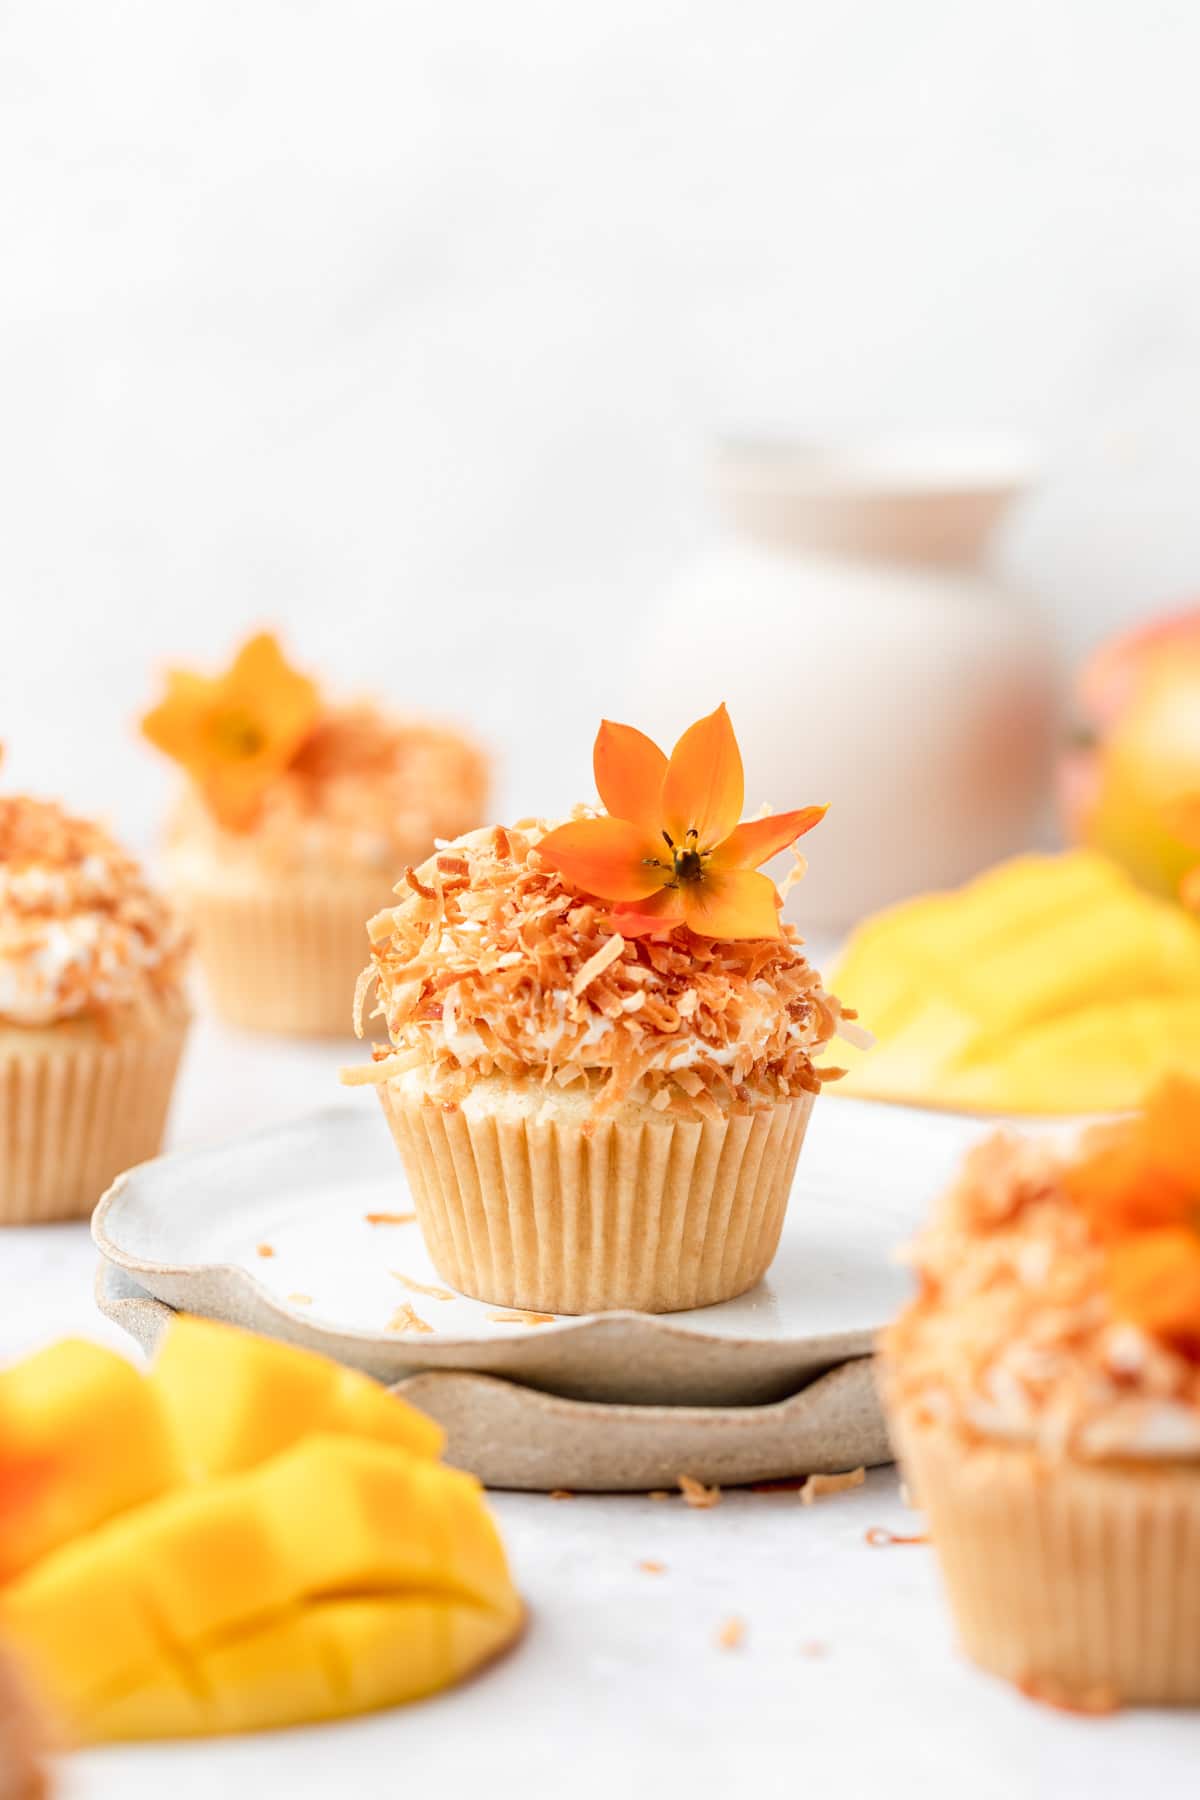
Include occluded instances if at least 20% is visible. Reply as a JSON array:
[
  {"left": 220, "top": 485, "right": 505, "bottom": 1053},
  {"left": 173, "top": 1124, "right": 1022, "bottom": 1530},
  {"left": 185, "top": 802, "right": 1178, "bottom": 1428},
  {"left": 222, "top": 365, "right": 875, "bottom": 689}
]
[
  {"left": 378, "top": 1087, "right": 815, "bottom": 1314},
  {"left": 893, "top": 1410, "right": 1200, "bottom": 1706},
  {"left": 175, "top": 874, "right": 392, "bottom": 1037},
  {"left": 0, "top": 1004, "right": 189, "bottom": 1225}
]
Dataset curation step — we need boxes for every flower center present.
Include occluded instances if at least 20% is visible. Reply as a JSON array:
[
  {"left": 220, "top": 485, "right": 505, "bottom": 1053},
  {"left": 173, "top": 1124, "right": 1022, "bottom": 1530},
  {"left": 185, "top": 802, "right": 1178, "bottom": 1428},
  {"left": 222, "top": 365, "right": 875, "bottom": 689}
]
[
  {"left": 210, "top": 708, "right": 267, "bottom": 760},
  {"left": 672, "top": 845, "right": 705, "bottom": 885},
  {"left": 648, "top": 827, "right": 708, "bottom": 889}
]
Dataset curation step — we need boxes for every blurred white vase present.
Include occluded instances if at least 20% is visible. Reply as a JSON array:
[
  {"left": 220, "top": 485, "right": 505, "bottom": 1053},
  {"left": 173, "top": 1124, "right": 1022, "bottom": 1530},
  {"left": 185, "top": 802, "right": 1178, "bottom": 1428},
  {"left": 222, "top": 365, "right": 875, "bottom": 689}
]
[{"left": 631, "top": 438, "right": 1059, "bottom": 928}]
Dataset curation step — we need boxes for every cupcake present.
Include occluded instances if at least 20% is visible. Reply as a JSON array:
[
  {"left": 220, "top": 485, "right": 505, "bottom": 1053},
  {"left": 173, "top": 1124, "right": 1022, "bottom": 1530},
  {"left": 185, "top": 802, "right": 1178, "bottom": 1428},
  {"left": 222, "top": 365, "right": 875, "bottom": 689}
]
[
  {"left": 881, "top": 1076, "right": 1200, "bottom": 1707},
  {"left": 347, "top": 704, "right": 848, "bottom": 1313},
  {"left": 141, "top": 632, "right": 488, "bottom": 1036},
  {"left": 0, "top": 791, "right": 190, "bottom": 1223}
]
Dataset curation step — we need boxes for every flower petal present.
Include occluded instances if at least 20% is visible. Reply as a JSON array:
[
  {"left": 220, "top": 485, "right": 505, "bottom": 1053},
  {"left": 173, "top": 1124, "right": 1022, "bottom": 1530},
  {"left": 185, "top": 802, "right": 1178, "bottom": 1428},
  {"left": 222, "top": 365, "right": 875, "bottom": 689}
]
[
  {"left": 536, "top": 818, "right": 669, "bottom": 902},
  {"left": 227, "top": 633, "right": 321, "bottom": 745},
  {"left": 680, "top": 868, "right": 782, "bottom": 940},
  {"left": 709, "top": 806, "right": 828, "bottom": 871},
  {"left": 610, "top": 887, "right": 687, "bottom": 937},
  {"left": 661, "top": 704, "right": 744, "bottom": 852},
  {"left": 593, "top": 720, "right": 668, "bottom": 832},
  {"left": 1142, "top": 1074, "right": 1200, "bottom": 1192},
  {"left": 140, "top": 673, "right": 214, "bottom": 761},
  {"left": 1107, "top": 1228, "right": 1200, "bottom": 1357}
]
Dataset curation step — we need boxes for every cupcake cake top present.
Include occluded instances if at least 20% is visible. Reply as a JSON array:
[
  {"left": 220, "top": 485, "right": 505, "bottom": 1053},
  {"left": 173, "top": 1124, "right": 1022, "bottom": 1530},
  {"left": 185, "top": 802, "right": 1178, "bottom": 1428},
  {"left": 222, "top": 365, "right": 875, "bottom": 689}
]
[
  {"left": 142, "top": 632, "right": 487, "bottom": 873},
  {"left": 351, "top": 706, "right": 851, "bottom": 1114},
  {"left": 882, "top": 1076, "right": 1200, "bottom": 1460},
  {"left": 0, "top": 794, "right": 188, "bottom": 1027}
]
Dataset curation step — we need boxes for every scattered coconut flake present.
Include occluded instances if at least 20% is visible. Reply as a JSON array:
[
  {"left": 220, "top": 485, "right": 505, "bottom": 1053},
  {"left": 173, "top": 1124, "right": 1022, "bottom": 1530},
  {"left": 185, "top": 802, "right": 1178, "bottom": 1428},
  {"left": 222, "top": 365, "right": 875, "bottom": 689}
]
[
  {"left": 365, "top": 1210, "right": 417, "bottom": 1225},
  {"left": 341, "top": 1050, "right": 421, "bottom": 1086},
  {"left": 488, "top": 1309, "right": 557, "bottom": 1326},
  {"left": 387, "top": 1302, "right": 434, "bottom": 1335},
  {"left": 799, "top": 1467, "right": 865, "bottom": 1505},
  {"left": 255, "top": 1244, "right": 275, "bottom": 1259},
  {"left": 678, "top": 1473, "right": 721, "bottom": 1509},
  {"left": 638, "top": 1560, "right": 666, "bottom": 1574},
  {"left": 864, "top": 1527, "right": 929, "bottom": 1547},
  {"left": 836, "top": 1015, "right": 874, "bottom": 1051},
  {"left": 716, "top": 1617, "right": 746, "bottom": 1650},
  {"left": 391, "top": 1271, "right": 456, "bottom": 1301}
]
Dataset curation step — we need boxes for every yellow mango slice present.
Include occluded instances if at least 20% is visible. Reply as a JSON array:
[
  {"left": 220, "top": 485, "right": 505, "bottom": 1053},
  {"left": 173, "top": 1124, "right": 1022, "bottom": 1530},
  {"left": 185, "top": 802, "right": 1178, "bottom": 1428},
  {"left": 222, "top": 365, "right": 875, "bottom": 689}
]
[
  {"left": 151, "top": 1316, "right": 444, "bottom": 1474},
  {"left": 0, "top": 1340, "right": 181, "bottom": 1584},
  {"left": 2, "top": 1434, "right": 521, "bottom": 1742},
  {"left": 832, "top": 851, "right": 1200, "bottom": 1114}
]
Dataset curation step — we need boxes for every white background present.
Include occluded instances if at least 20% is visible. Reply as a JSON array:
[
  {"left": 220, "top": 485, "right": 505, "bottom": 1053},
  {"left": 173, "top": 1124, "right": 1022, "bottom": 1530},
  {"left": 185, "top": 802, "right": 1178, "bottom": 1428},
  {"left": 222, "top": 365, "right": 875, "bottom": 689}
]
[{"left": 4, "top": 0, "right": 1200, "bottom": 846}]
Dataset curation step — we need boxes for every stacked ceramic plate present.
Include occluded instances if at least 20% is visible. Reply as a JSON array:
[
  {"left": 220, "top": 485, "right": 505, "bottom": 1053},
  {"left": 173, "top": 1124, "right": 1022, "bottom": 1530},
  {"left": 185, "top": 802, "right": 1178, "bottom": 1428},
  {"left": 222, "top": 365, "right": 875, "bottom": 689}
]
[{"left": 92, "top": 1096, "right": 1037, "bottom": 1491}]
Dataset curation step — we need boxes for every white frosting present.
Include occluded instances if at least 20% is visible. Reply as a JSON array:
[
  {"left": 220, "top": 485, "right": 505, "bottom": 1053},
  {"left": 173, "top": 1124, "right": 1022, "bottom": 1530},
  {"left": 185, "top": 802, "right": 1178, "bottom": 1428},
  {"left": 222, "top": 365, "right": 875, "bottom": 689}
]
[
  {"left": 0, "top": 854, "right": 181, "bottom": 1025},
  {"left": 417, "top": 980, "right": 786, "bottom": 1081},
  {"left": 959, "top": 1324, "right": 1200, "bottom": 1462}
]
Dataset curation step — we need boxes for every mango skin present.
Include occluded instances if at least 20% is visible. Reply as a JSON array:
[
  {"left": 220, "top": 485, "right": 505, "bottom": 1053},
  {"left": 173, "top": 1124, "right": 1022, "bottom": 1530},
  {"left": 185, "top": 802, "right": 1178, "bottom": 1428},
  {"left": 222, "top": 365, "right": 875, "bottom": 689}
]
[
  {"left": 0, "top": 1340, "right": 182, "bottom": 1585},
  {"left": 832, "top": 851, "right": 1200, "bottom": 1114},
  {"left": 151, "top": 1316, "right": 444, "bottom": 1475},
  {"left": 1, "top": 1435, "right": 521, "bottom": 1742}
]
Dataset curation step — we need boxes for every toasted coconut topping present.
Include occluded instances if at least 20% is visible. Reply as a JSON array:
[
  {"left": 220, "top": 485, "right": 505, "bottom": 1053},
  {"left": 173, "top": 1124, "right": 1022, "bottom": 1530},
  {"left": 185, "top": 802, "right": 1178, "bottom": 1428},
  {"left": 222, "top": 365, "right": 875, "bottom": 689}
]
[
  {"left": 351, "top": 819, "right": 843, "bottom": 1114},
  {"left": 0, "top": 796, "right": 188, "bottom": 1027},
  {"left": 882, "top": 1131, "right": 1200, "bottom": 1461},
  {"left": 167, "top": 702, "right": 488, "bottom": 877}
]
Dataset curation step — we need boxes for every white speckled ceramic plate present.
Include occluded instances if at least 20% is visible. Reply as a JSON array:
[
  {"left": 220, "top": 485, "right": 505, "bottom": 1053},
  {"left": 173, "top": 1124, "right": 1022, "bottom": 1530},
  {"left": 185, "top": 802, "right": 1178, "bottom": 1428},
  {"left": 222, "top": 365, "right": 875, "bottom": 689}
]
[{"left": 92, "top": 1096, "right": 1061, "bottom": 1407}]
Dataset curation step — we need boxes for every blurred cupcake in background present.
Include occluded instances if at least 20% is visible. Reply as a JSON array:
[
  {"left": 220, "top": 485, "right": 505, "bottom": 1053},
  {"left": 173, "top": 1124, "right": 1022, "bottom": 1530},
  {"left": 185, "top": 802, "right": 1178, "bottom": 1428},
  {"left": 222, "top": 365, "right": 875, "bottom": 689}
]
[
  {"left": 0, "top": 774, "right": 190, "bottom": 1222},
  {"left": 881, "top": 1077, "right": 1200, "bottom": 1707},
  {"left": 142, "top": 632, "right": 488, "bottom": 1036}
]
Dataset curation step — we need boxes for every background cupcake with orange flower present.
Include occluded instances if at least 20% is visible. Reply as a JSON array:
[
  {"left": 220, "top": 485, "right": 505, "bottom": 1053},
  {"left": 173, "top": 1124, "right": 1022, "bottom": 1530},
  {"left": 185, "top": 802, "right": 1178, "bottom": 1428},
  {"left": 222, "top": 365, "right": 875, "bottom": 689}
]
[
  {"left": 349, "top": 704, "right": 847, "bottom": 1313},
  {"left": 0, "top": 770, "right": 190, "bottom": 1222},
  {"left": 142, "top": 633, "right": 488, "bottom": 1037},
  {"left": 881, "top": 1076, "right": 1200, "bottom": 1707}
]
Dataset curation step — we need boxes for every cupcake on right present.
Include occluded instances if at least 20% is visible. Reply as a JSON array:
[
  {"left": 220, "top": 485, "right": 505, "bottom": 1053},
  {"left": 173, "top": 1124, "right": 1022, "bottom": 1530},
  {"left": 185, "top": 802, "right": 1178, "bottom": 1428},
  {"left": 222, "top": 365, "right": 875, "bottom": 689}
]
[{"left": 881, "top": 1075, "right": 1200, "bottom": 1709}]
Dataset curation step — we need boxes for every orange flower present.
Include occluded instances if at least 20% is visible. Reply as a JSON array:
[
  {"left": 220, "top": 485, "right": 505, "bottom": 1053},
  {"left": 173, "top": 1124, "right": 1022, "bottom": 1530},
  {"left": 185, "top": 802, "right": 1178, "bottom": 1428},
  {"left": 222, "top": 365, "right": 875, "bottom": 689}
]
[
  {"left": 1107, "top": 1229, "right": 1200, "bottom": 1359},
  {"left": 141, "top": 633, "right": 320, "bottom": 831},
  {"left": 536, "top": 705, "right": 825, "bottom": 940},
  {"left": 1063, "top": 1075, "right": 1200, "bottom": 1357},
  {"left": 1067, "top": 1076, "right": 1200, "bottom": 1242}
]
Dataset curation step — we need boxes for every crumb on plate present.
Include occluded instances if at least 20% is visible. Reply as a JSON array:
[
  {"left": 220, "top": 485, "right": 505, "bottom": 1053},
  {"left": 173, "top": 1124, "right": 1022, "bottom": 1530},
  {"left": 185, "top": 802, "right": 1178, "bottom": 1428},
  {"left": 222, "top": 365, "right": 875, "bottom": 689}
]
[
  {"left": 386, "top": 1302, "right": 434, "bottom": 1335},
  {"left": 678, "top": 1473, "right": 721, "bottom": 1509},
  {"left": 390, "top": 1271, "right": 456, "bottom": 1301},
  {"left": 799, "top": 1467, "right": 865, "bottom": 1506}
]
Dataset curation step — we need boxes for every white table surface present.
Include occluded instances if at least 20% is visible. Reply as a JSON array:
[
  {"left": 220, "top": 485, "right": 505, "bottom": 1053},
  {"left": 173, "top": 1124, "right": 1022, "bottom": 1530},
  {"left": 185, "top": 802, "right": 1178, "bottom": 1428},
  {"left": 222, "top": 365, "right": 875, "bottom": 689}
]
[{"left": 3, "top": 1014, "right": 1198, "bottom": 1799}]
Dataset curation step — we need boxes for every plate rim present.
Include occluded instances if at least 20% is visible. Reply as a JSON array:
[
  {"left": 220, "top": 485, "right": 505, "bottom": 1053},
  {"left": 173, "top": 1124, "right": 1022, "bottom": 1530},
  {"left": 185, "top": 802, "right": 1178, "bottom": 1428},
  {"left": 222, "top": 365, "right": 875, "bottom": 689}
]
[
  {"left": 91, "top": 1095, "right": 1086, "bottom": 1359},
  {"left": 92, "top": 1099, "right": 931, "bottom": 1358}
]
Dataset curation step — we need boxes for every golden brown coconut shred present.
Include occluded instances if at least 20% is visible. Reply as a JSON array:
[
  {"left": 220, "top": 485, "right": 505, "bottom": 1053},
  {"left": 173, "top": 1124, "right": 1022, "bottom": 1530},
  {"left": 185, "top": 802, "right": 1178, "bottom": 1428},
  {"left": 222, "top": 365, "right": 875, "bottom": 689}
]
[{"left": 350, "top": 820, "right": 844, "bottom": 1116}]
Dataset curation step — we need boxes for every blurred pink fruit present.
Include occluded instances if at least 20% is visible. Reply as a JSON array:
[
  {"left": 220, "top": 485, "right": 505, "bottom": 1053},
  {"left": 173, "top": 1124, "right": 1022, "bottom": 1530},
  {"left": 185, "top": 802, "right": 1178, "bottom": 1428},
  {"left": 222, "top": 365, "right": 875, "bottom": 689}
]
[{"left": 1062, "top": 606, "right": 1200, "bottom": 902}]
